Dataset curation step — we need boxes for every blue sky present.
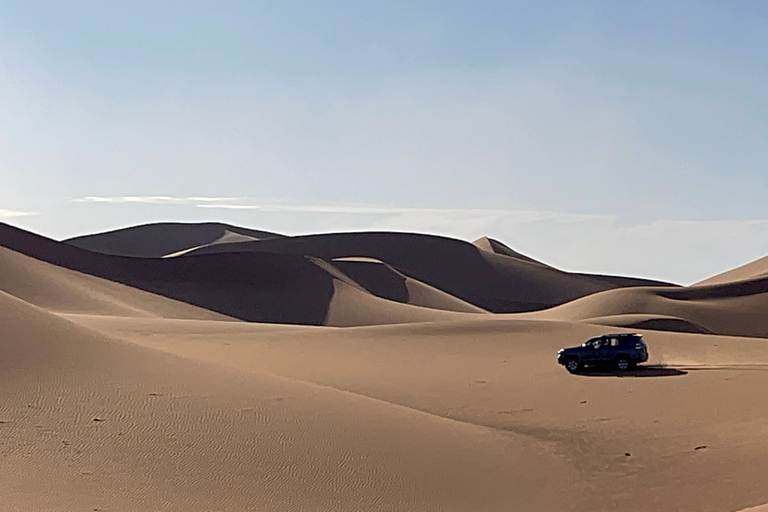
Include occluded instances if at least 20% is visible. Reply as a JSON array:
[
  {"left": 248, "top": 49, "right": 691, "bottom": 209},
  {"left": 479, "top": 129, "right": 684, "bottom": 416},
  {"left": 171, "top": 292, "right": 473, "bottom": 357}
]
[{"left": 1, "top": 1, "right": 767, "bottom": 283}]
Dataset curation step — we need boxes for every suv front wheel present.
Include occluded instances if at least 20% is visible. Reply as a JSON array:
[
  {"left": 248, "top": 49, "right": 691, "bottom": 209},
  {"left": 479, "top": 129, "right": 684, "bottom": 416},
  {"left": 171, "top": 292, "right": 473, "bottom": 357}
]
[{"left": 564, "top": 358, "right": 581, "bottom": 373}]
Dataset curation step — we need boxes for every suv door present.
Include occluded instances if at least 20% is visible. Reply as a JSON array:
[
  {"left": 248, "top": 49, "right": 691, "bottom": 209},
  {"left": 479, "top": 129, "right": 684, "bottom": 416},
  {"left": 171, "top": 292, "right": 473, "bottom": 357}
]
[
  {"left": 599, "top": 337, "right": 619, "bottom": 361},
  {"left": 583, "top": 338, "right": 605, "bottom": 362}
]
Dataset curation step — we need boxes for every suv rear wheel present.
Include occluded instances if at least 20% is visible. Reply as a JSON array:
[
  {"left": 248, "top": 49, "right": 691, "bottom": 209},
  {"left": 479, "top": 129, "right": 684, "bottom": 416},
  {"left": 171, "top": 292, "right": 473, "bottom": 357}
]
[{"left": 616, "top": 356, "right": 630, "bottom": 371}]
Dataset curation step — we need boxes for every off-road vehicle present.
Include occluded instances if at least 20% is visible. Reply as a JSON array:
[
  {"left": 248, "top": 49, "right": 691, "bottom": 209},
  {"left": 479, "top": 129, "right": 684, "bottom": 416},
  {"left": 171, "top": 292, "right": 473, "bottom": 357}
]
[{"left": 557, "top": 333, "right": 648, "bottom": 373}]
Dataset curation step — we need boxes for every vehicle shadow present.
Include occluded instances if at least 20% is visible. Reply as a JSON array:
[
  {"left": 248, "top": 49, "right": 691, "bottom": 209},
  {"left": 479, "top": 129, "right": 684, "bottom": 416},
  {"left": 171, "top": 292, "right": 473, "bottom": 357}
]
[{"left": 574, "top": 365, "right": 688, "bottom": 378}]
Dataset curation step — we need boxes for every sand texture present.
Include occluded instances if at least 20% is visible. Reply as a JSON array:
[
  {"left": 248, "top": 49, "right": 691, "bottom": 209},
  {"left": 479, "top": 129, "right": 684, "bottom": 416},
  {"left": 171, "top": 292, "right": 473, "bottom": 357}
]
[{"left": 3, "top": 221, "right": 768, "bottom": 511}]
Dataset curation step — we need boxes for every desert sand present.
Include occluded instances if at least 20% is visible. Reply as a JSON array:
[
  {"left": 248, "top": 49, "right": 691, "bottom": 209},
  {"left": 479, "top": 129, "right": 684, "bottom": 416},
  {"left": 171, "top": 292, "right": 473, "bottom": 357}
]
[{"left": 3, "top": 220, "right": 768, "bottom": 511}]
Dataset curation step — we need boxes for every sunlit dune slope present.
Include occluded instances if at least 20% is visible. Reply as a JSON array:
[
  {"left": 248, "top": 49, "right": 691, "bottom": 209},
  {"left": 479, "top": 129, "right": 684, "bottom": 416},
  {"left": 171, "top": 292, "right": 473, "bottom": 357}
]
[
  {"left": 0, "top": 291, "right": 571, "bottom": 512},
  {"left": 179, "top": 231, "right": 659, "bottom": 312},
  {"left": 525, "top": 277, "right": 768, "bottom": 338},
  {"left": 65, "top": 221, "right": 284, "bottom": 258},
  {"left": 696, "top": 253, "right": 768, "bottom": 286},
  {"left": 69, "top": 313, "right": 768, "bottom": 512}
]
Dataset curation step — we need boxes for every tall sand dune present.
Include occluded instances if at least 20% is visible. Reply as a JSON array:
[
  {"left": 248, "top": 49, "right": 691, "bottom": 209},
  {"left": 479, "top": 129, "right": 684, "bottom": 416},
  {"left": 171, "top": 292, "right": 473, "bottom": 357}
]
[
  {"left": 180, "top": 231, "right": 664, "bottom": 312},
  {"left": 65, "top": 221, "right": 284, "bottom": 258},
  {"left": 2, "top": 223, "right": 480, "bottom": 326}
]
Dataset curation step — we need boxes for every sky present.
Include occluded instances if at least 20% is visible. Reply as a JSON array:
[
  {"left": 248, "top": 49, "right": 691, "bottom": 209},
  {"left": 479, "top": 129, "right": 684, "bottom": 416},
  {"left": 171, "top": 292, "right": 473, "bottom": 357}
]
[{"left": 1, "top": 0, "right": 767, "bottom": 284}]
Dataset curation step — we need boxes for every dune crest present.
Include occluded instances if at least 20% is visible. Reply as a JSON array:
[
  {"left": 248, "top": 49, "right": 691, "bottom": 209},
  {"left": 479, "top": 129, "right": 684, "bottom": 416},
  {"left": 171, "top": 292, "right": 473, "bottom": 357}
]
[
  {"left": 65, "top": 222, "right": 284, "bottom": 258},
  {"left": 178, "top": 230, "right": 669, "bottom": 313},
  {"left": 472, "top": 236, "right": 548, "bottom": 265}
]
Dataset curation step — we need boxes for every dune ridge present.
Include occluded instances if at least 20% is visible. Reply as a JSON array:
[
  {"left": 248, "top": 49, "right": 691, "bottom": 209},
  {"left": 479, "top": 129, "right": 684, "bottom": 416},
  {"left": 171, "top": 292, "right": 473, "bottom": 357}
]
[
  {"left": 178, "top": 231, "right": 674, "bottom": 312},
  {"left": 472, "top": 236, "right": 548, "bottom": 266},
  {"left": 65, "top": 221, "right": 284, "bottom": 258}
]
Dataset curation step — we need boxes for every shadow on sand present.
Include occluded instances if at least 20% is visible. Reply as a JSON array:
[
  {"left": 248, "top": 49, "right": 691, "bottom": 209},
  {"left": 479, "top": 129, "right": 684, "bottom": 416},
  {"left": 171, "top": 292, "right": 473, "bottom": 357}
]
[{"left": 575, "top": 365, "right": 688, "bottom": 378}]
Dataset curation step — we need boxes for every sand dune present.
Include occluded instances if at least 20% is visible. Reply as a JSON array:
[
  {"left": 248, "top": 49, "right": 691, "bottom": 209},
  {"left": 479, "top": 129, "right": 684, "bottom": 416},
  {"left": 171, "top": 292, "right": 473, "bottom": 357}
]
[
  {"left": 0, "top": 245, "right": 229, "bottom": 320},
  {"left": 2, "top": 223, "right": 483, "bottom": 326},
  {"left": 0, "top": 222, "right": 336, "bottom": 324},
  {"left": 525, "top": 277, "right": 768, "bottom": 338},
  {"left": 4, "top": 219, "right": 768, "bottom": 510},
  {"left": 179, "top": 231, "right": 670, "bottom": 312},
  {"left": 65, "top": 221, "right": 284, "bottom": 258}
]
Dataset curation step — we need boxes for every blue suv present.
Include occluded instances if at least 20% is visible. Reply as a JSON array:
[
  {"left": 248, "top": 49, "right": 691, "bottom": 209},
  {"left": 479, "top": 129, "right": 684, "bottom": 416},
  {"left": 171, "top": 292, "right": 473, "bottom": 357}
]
[{"left": 557, "top": 333, "right": 649, "bottom": 373}]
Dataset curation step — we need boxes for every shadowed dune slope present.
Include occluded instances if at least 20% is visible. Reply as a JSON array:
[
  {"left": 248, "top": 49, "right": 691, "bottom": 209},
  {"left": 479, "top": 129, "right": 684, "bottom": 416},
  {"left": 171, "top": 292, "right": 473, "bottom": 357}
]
[
  {"left": 181, "top": 231, "right": 666, "bottom": 312},
  {"left": 65, "top": 222, "right": 284, "bottom": 258},
  {"left": 696, "top": 253, "right": 768, "bottom": 286},
  {"left": 526, "top": 277, "right": 768, "bottom": 338}
]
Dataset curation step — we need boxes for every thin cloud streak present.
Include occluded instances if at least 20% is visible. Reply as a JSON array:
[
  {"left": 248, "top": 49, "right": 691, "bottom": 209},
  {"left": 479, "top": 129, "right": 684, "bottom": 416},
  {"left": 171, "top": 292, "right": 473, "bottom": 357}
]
[
  {"left": 0, "top": 209, "right": 39, "bottom": 218},
  {"left": 73, "top": 196, "right": 245, "bottom": 204},
  {"left": 74, "top": 195, "right": 605, "bottom": 220},
  {"left": 196, "top": 202, "right": 601, "bottom": 219}
]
